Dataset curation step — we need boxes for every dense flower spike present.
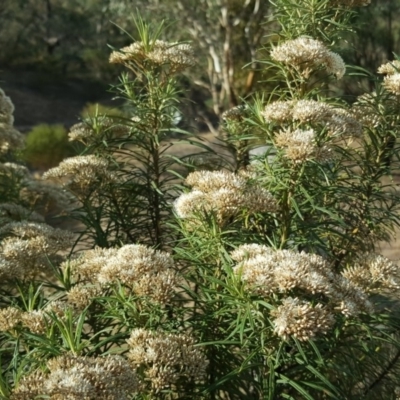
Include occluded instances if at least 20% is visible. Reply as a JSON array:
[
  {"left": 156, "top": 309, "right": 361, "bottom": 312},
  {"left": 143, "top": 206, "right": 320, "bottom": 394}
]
[
  {"left": 70, "top": 244, "right": 177, "bottom": 304},
  {"left": 175, "top": 170, "right": 277, "bottom": 224},
  {"left": 11, "top": 355, "right": 138, "bottom": 400},
  {"left": 127, "top": 329, "right": 208, "bottom": 392},
  {"left": 270, "top": 37, "right": 346, "bottom": 79}
]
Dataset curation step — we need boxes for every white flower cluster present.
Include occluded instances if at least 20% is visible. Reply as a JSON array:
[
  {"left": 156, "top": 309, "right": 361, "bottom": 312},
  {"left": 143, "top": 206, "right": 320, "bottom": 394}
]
[
  {"left": 43, "top": 155, "right": 118, "bottom": 198},
  {"left": 11, "top": 354, "right": 138, "bottom": 400},
  {"left": 174, "top": 170, "right": 277, "bottom": 225},
  {"left": 0, "top": 221, "right": 74, "bottom": 281},
  {"left": 69, "top": 244, "right": 178, "bottom": 304},
  {"left": 262, "top": 99, "right": 362, "bottom": 137},
  {"left": 342, "top": 253, "right": 400, "bottom": 294},
  {"left": 110, "top": 40, "right": 195, "bottom": 74},
  {"left": 378, "top": 60, "right": 400, "bottom": 95},
  {"left": 275, "top": 128, "right": 332, "bottom": 163},
  {"left": 271, "top": 37, "right": 346, "bottom": 79},
  {"left": 127, "top": 328, "right": 208, "bottom": 392},
  {"left": 232, "top": 244, "right": 374, "bottom": 341}
]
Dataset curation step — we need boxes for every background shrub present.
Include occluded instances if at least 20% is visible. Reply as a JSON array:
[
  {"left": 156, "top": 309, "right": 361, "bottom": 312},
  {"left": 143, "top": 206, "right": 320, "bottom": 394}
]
[{"left": 21, "top": 123, "right": 77, "bottom": 170}]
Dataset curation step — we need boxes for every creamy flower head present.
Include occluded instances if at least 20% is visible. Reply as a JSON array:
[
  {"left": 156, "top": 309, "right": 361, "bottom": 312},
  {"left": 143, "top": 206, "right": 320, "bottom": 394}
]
[
  {"left": 12, "top": 354, "right": 138, "bottom": 399},
  {"left": 0, "top": 307, "right": 22, "bottom": 332},
  {"left": 222, "top": 105, "right": 248, "bottom": 122},
  {"left": 127, "top": 328, "right": 208, "bottom": 392},
  {"left": 175, "top": 170, "right": 277, "bottom": 224},
  {"left": 275, "top": 128, "right": 332, "bottom": 163},
  {"left": 262, "top": 99, "right": 362, "bottom": 137},
  {"left": 0, "top": 222, "right": 74, "bottom": 280},
  {"left": 232, "top": 244, "right": 372, "bottom": 316},
  {"left": 350, "top": 92, "right": 385, "bottom": 129},
  {"left": 261, "top": 100, "right": 294, "bottom": 123},
  {"left": 271, "top": 37, "right": 346, "bottom": 79},
  {"left": 378, "top": 60, "right": 400, "bottom": 76},
  {"left": 382, "top": 74, "right": 400, "bottom": 95},
  {"left": 110, "top": 40, "right": 195, "bottom": 73},
  {"left": 342, "top": 253, "right": 400, "bottom": 293},
  {"left": 0, "top": 162, "right": 29, "bottom": 178},
  {"left": 271, "top": 297, "right": 335, "bottom": 341},
  {"left": 70, "top": 244, "right": 177, "bottom": 304},
  {"left": 43, "top": 155, "right": 118, "bottom": 197}
]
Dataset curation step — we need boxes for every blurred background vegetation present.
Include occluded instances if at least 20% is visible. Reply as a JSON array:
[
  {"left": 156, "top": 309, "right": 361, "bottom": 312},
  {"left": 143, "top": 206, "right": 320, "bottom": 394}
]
[{"left": 0, "top": 0, "right": 399, "bottom": 134}]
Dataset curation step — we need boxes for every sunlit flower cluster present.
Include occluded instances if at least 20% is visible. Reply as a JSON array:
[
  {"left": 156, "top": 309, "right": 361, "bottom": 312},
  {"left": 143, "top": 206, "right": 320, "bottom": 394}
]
[
  {"left": 110, "top": 40, "right": 195, "bottom": 74},
  {"left": 127, "top": 328, "right": 208, "bottom": 392},
  {"left": 232, "top": 244, "right": 373, "bottom": 336},
  {"left": 275, "top": 128, "right": 332, "bottom": 163},
  {"left": 0, "top": 301, "right": 69, "bottom": 335},
  {"left": 271, "top": 297, "right": 334, "bottom": 341},
  {"left": 67, "top": 283, "right": 102, "bottom": 310},
  {"left": 43, "top": 155, "right": 118, "bottom": 197},
  {"left": 69, "top": 244, "right": 177, "bottom": 304},
  {"left": 0, "top": 222, "right": 74, "bottom": 280},
  {"left": 378, "top": 60, "right": 400, "bottom": 95},
  {"left": 342, "top": 253, "right": 400, "bottom": 294},
  {"left": 271, "top": 37, "right": 346, "bottom": 79},
  {"left": 174, "top": 170, "right": 277, "bottom": 224},
  {"left": 0, "top": 306, "right": 22, "bottom": 332},
  {"left": 11, "top": 354, "right": 138, "bottom": 400},
  {"left": 262, "top": 99, "right": 362, "bottom": 137}
]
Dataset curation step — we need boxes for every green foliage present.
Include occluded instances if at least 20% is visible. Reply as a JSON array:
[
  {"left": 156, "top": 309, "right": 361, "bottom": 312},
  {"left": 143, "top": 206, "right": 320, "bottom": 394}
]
[
  {"left": 21, "top": 123, "right": 76, "bottom": 170},
  {"left": 2, "top": 3, "right": 400, "bottom": 400}
]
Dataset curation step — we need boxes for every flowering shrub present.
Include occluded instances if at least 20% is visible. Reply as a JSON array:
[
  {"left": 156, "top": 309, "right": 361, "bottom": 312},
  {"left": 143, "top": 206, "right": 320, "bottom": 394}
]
[{"left": 1, "top": 3, "right": 400, "bottom": 400}]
